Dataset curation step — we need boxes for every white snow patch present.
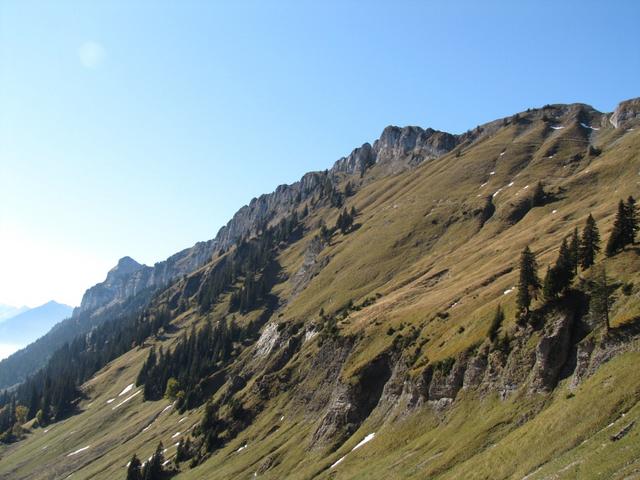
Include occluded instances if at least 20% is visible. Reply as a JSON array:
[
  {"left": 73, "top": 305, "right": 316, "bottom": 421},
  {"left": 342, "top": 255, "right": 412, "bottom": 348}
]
[
  {"left": 112, "top": 390, "right": 141, "bottom": 410},
  {"left": 280, "top": 415, "right": 285, "bottom": 421},
  {"left": 44, "top": 429, "right": 49, "bottom": 433},
  {"left": 331, "top": 455, "right": 346, "bottom": 469},
  {"left": 304, "top": 329, "right": 318, "bottom": 343},
  {"left": 178, "top": 417, "right": 187, "bottom": 423},
  {"left": 550, "top": 125, "right": 564, "bottom": 130},
  {"left": 507, "top": 182, "right": 514, "bottom": 187},
  {"left": 503, "top": 287, "right": 515, "bottom": 295},
  {"left": 499, "top": 151, "right": 505, "bottom": 156},
  {"left": 171, "top": 431, "right": 181, "bottom": 439},
  {"left": 548, "top": 155, "right": 554, "bottom": 159},
  {"left": 237, "top": 444, "right": 248, "bottom": 453},
  {"left": 352, "top": 433, "right": 376, "bottom": 451},
  {"left": 580, "top": 122, "right": 599, "bottom": 131},
  {"left": 106, "top": 398, "right": 115, "bottom": 404},
  {"left": 523, "top": 185, "right": 530, "bottom": 190},
  {"left": 480, "top": 182, "right": 488, "bottom": 187},
  {"left": 163, "top": 460, "right": 171, "bottom": 467},
  {"left": 118, "top": 383, "right": 134, "bottom": 397},
  {"left": 489, "top": 171, "right": 496, "bottom": 175},
  {"left": 161, "top": 403, "right": 173, "bottom": 414},
  {"left": 552, "top": 209, "right": 558, "bottom": 214},
  {"left": 330, "top": 433, "right": 376, "bottom": 469},
  {"left": 67, "top": 446, "right": 90, "bottom": 457},
  {"left": 492, "top": 188, "right": 503, "bottom": 197}
]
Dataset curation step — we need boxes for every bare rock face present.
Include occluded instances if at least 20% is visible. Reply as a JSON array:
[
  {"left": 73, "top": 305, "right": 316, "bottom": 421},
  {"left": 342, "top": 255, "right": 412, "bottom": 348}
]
[
  {"left": 610, "top": 97, "right": 640, "bottom": 128},
  {"left": 74, "top": 239, "right": 218, "bottom": 319},
  {"left": 529, "top": 312, "right": 573, "bottom": 392},
  {"left": 372, "top": 126, "right": 457, "bottom": 174}
]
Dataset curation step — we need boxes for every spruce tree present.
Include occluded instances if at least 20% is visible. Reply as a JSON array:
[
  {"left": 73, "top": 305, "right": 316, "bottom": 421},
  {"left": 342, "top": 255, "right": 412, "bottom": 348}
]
[
  {"left": 516, "top": 246, "right": 540, "bottom": 316},
  {"left": 569, "top": 227, "right": 579, "bottom": 276},
  {"left": 127, "top": 454, "right": 142, "bottom": 480},
  {"left": 579, "top": 214, "right": 600, "bottom": 269},
  {"left": 606, "top": 200, "right": 627, "bottom": 256},
  {"left": 624, "top": 196, "right": 638, "bottom": 245}
]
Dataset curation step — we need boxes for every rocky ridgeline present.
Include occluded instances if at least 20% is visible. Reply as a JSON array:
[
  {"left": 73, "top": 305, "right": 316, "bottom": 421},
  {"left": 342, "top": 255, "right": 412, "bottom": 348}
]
[{"left": 74, "top": 98, "right": 640, "bottom": 325}]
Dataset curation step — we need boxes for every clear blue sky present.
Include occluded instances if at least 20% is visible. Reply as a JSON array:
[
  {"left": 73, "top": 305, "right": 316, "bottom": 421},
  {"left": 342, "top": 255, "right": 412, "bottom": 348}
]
[{"left": 1, "top": 0, "right": 639, "bottom": 307}]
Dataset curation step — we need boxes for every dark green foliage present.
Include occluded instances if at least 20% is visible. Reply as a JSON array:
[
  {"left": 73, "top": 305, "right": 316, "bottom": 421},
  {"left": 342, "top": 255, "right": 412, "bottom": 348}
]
[
  {"left": 175, "top": 437, "right": 193, "bottom": 464},
  {"left": 624, "top": 196, "right": 638, "bottom": 245},
  {"left": 488, "top": 304, "right": 504, "bottom": 342},
  {"left": 140, "top": 442, "right": 165, "bottom": 480},
  {"left": 543, "top": 237, "right": 575, "bottom": 300},
  {"left": 590, "top": 265, "right": 613, "bottom": 330},
  {"left": 336, "top": 208, "right": 354, "bottom": 234},
  {"left": 516, "top": 246, "right": 540, "bottom": 316},
  {"left": 126, "top": 454, "right": 142, "bottom": 480},
  {"left": 569, "top": 228, "right": 579, "bottom": 277},
  {"left": 140, "top": 318, "right": 241, "bottom": 407},
  {"left": 579, "top": 214, "right": 600, "bottom": 269},
  {"left": 606, "top": 197, "right": 637, "bottom": 257},
  {"left": 606, "top": 200, "right": 628, "bottom": 256}
]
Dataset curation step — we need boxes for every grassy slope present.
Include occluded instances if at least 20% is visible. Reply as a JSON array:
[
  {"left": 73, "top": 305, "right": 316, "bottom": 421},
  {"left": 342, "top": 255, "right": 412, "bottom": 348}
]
[{"left": 1, "top": 108, "right": 639, "bottom": 480}]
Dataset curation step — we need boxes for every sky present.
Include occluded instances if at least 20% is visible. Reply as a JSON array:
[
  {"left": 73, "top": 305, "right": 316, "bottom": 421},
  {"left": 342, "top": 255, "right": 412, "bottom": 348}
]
[{"left": 1, "top": 0, "right": 639, "bottom": 308}]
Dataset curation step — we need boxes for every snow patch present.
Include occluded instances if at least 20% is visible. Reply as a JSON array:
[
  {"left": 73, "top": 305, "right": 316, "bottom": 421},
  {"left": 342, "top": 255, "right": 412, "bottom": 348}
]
[
  {"left": 304, "top": 329, "right": 318, "bottom": 343},
  {"left": 112, "top": 390, "right": 141, "bottom": 410},
  {"left": 507, "top": 182, "right": 514, "bottom": 187},
  {"left": 67, "top": 446, "right": 90, "bottom": 457},
  {"left": 280, "top": 415, "right": 285, "bottom": 421},
  {"left": 237, "top": 443, "right": 248, "bottom": 452},
  {"left": 503, "top": 287, "right": 515, "bottom": 295},
  {"left": 492, "top": 188, "right": 503, "bottom": 197},
  {"left": 523, "top": 185, "right": 529, "bottom": 190},
  {"left": 118, "top": 383, "right": 134, "bottom": 397},
  {"left": 550, "top": 125, "right": 564, "bottom": 130},
  {"left": 489, "top": 171, "right": 496, "bottom": 175},
  {"left": 480, "top": 182, "right": 488, "bottom": 187},
  {"left": 352, "top": 433, "right": 376, "bottom": 451},
  {"left": 552, "top": 209, "right": 558, "bottom": 214},
  {"left": 580, "top": 122, "right": 600, "bottom": 131},
  {"left": 499, "top": 151, "right": 505, "bottom": 156},
  {"left": 330, "top": 433, "right": 376, "bottom": 469},
  {"left": 171, "top": 431, "right": 181, "bottom": 439},
  {"left": 106, "top": 398, "right": 115, "bottom": 404},
  {"left": 178, "top": 417, "right": 187, "bottom": 423}
]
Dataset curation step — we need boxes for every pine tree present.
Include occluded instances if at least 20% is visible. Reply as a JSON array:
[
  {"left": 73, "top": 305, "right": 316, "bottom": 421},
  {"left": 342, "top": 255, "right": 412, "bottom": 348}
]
[
  {"left": 543, "top": 266, "right": 560, "bottom": 301},
  {"left": 606, "top": 200, "right": 627, "bottom": 256},
  {"left": 624, "top": 196, "right": 638, "bottom": 245},
  {"left": 591, "top": 265, "right": 612, "bottom": 330},
  {"left": 579, "top": 214, "right": 600, "bottom": 269},
  {"left": 569, "top": 227, "right": 579, "bottom": 277},
  {"left": 126, "top": 454, "right": 142, "bottom": 480},
  {"left": 516, "top": 246, "right": 540, "bottom": 316}
]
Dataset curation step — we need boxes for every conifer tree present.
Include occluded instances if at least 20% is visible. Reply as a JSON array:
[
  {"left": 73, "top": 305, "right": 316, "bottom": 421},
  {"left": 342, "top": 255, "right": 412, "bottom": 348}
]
[
  {"left": 624, "top": 196, "right": 638, "bottom": 245},
  {"left": 569, "top": 227, "right": 579, "bottom": 276},
  {"left": 516, "top": 246, "right": 540, "bottom": 316},
  {"left": 579, "top": 214, "right": 600, "bottom": 269},
  {"left": 126, "top": 454, "right": 142, "bottom": 480},
  {"left": 606, "top": 200, "right": 627, "bottom": 256}
]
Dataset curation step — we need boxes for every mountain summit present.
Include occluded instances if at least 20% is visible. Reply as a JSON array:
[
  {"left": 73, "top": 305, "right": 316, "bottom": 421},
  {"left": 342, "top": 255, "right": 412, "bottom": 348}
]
[{"left": 0, "top": 98, "right": 639, "bottom": 480}]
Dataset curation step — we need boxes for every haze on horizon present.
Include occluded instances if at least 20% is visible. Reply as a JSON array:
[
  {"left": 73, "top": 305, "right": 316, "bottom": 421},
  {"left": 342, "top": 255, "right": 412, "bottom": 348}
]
[{"left": 1, "top": 0, "right": 639, "bottom": 308}]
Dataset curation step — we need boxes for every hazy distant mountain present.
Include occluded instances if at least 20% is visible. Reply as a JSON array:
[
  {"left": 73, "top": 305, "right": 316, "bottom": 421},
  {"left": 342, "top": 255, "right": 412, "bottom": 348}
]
[
  {"left": 0, "top": 304, "right": 29, "bottom": 323},
  {"left": 0, "top": 301, "right": 72, "bottom": 345}
]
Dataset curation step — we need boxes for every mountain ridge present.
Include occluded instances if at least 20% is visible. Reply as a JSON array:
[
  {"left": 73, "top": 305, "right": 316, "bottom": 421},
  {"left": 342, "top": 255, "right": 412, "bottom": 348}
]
[{"left": 1, "top": 96, "right": 639, "bottom": 479}]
